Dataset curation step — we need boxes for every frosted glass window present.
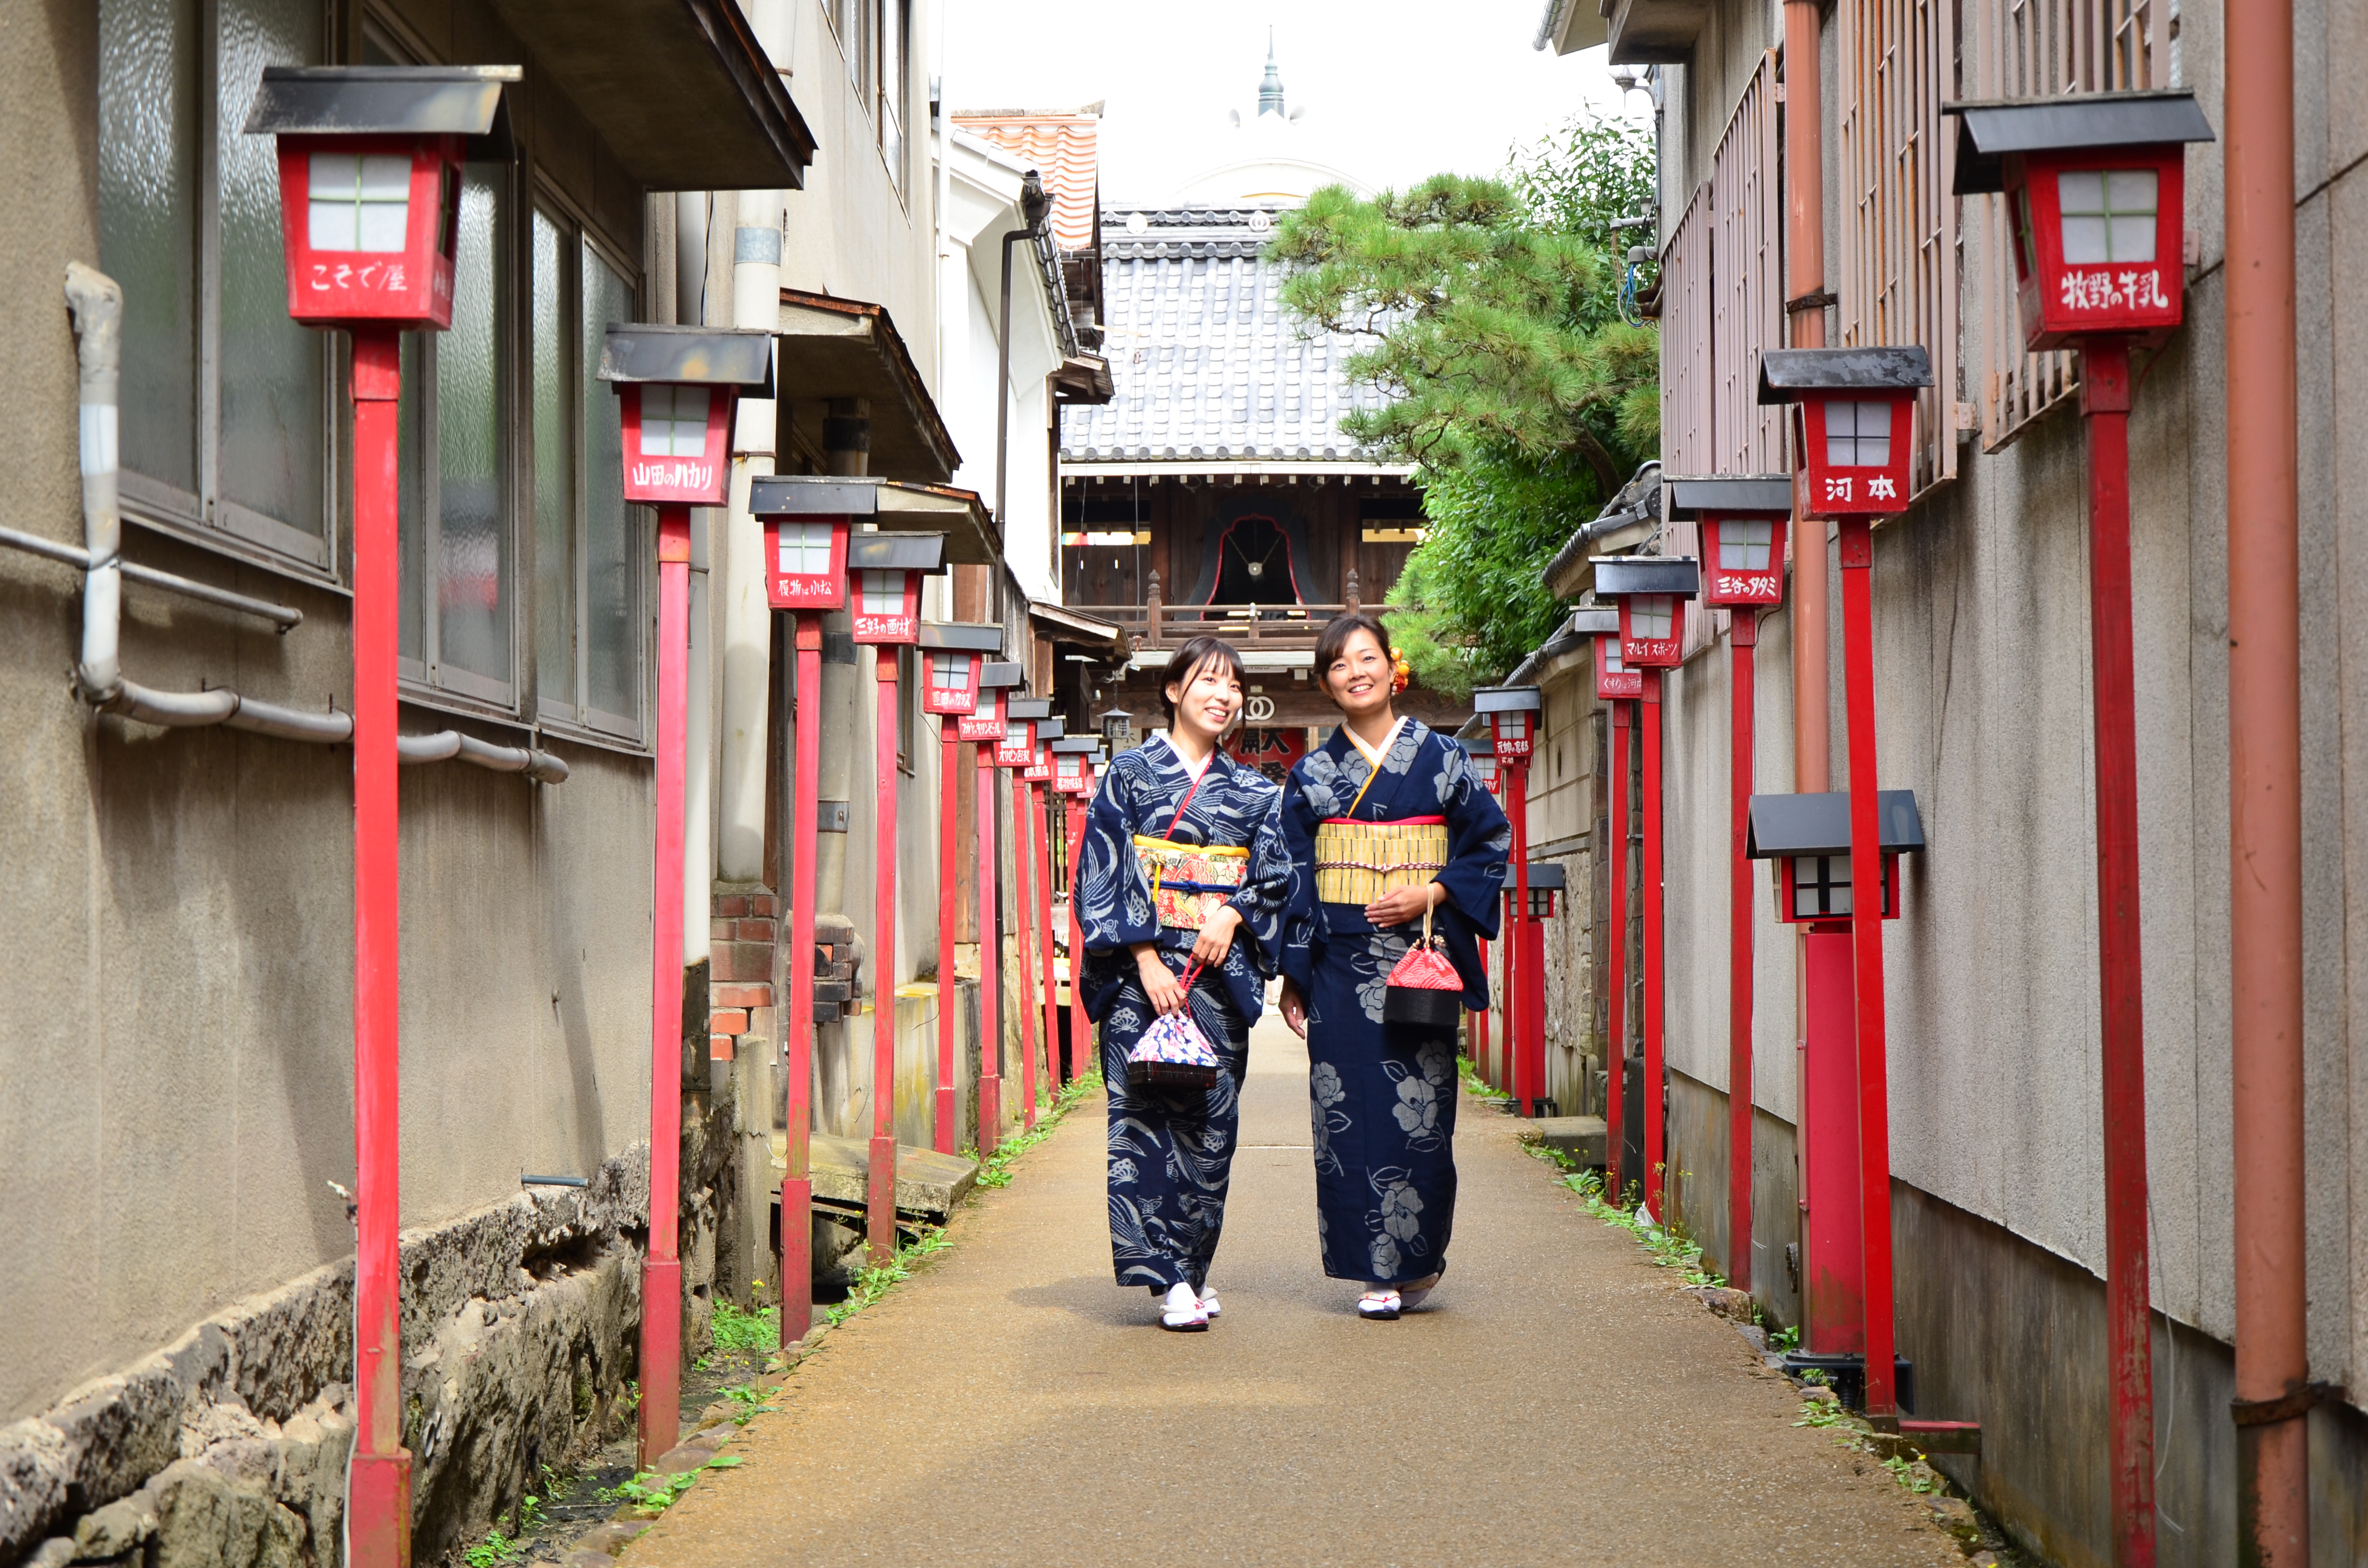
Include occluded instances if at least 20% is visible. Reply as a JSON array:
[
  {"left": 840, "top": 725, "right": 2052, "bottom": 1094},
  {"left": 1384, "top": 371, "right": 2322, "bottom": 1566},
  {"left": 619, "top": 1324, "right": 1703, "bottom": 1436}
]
[
  {"left": 532, "top": 210, "right": 575, "bottom": 708},
  {"left": 99, "top": 0, "right": 200, "bottom": 496},
  {"left": 1718, "top": 520, "right": 1773, "bottom": 569},
  {"left": 2057, "top": 169, "right": 2158, "bottom": 264},
  {"left": 100, "top": 0, "right": 326, "bottom": 555},
  {"left": 433, "top": 169, "right": 507, "bottom": 685},
  {"left": 860, "top": 569, "right": 904, "bottom": 613},
  {"left": 1825, "top": 400, "right": 1892, "bottom": 468},
  {"left": 1791, "top": 854, "right": 1854, "bottom": 919},
  {"left": 582, "top": 247, "right": 638, "bottom": 727},
  {"left": 930, "top": 653, "right": 969, "bottom": 692},
  {"left": 1602, "top": 642, "right": 1626, "bottom": 673},
  {"left": 1005, "top": 722, "right": 1029, "bottom": 746},
  {"left": 307, "top": 153, "right": 411, "bottom": 251},
  {"left": 1497, "top": 711, "right": 1528, "bottom": 740},
  {"left": 777, "top": 522, "right": 836, "bottom": 574},
  {"left": 1630, "top": 595, "right": 1675, "bottom": 640},
  {"left": 638, "top": 385, "right": 711, "bottom": 457}
]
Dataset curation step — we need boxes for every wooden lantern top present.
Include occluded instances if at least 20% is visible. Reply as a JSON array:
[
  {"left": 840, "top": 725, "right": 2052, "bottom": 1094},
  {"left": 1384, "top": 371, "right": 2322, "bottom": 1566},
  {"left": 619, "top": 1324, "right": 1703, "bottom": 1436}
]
[
  {"left": 1744, "top": 790, "right": 1926, "bottom": 859},
  {"left": 1946, "top": 89, "right": 2214, "bottom": 196},
  {"left": 598, "top": 325, "right": 774, "bottom": 395},
  {"left": 243, "top": 64, "right": 518, "bottom": 155}
]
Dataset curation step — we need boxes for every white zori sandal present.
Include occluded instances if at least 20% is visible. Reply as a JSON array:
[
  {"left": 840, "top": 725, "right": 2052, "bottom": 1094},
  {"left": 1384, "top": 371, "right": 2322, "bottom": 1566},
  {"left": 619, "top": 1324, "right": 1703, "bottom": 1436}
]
[
  {"left": 1357, "top": 1288, "right": 1403, "bottom": 1321},
  {"left": 1197, "top": 1286, "right": 1221, "bottom": 1321},
  {"left": 1397, "top": 1271, "right": 1443, "bottom": 1311},
  {"left": 1159, "top": 1282, "right": 1210, "bottom": 1332}
]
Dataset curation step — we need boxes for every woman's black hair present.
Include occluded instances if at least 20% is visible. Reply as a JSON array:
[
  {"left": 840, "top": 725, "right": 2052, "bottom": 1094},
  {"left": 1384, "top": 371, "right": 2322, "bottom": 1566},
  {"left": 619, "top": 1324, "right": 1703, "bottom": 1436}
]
[
  {"left": 1312, "top": 611, "right": 1393, "bottom": 704},
  {"left": 1157, "top": 635, "right": 1249, "bottom": 727}
]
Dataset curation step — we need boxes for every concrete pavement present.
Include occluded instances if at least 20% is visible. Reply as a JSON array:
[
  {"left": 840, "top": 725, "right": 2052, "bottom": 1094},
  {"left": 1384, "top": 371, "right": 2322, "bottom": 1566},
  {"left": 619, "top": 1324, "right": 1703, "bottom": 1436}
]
[{"left": 621, "top": 1011, "right": 1967, "bottom": 1566}]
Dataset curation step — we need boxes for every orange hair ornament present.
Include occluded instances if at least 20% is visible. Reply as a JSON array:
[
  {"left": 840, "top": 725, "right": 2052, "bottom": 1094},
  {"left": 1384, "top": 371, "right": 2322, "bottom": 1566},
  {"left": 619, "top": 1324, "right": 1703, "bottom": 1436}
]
[{"left": 1389, "top": 646, "right": 1413, "bottom": 696}]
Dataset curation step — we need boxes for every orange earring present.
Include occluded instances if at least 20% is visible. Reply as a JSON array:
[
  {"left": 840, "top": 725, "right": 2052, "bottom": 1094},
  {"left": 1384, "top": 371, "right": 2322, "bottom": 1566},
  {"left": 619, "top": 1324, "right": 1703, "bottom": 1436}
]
[{"left": 1390, "top": 646, "right": 1413, "bottom": 696}]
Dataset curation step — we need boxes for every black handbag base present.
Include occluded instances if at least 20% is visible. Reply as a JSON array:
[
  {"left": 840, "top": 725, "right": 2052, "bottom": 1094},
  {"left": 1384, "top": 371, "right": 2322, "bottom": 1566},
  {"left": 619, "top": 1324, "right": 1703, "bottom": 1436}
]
[
  {"left": 1127, "top": 1061, "right": 1221, "bottom": 1091},
  {"left": 1384, "top": 986, "right": 1464, "bottom": 1030}
]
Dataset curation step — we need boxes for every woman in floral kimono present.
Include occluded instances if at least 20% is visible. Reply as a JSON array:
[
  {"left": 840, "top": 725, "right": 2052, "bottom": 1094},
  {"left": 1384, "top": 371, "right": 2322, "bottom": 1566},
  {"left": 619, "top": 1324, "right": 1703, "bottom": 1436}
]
[
  {"left": 1074, "top": 636, "right": 1294, "bottom": 1331},
  {"left": 1279, "top": 612, "right": 1510, "bottom": 1320}
]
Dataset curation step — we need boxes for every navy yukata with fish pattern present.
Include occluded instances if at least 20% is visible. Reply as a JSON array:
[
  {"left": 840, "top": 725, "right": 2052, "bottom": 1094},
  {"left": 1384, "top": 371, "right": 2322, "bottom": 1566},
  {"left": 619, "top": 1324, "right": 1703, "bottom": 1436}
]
[
  {"left": 1281, "top": 721, "right": 1510, "bottom": 1285},
  {"left": 1074, "top": 736, "right": 1295, "bottom": 1292}
]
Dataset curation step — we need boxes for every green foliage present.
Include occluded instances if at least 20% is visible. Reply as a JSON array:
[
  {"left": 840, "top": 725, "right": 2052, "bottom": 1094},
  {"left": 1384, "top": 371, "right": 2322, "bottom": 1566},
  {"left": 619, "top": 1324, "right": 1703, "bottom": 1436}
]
[
  {"left": 1457, "top": 1053, "right": 1512, "bottom": 1105},
  {"left": 1269, "top": 113, "right": 1660, "bottom": 689},
  {"left": 709, "top": 1299, "right": 778, "bottom": 1354},
  {"left": 964, "top": 1068, "right": 1101, "bottom": 1189},
  {"left": 1792, "top": 1397, "right": 1852, "bottom": 1432},
  {"left": 824, "top": 1225, "right": 956, "bottom": 1327},
  {"left": 462, "top": 1532, "right": 523, "bottom": 1568},
  {"left": 599, "top": 1456, "right": 740, "bottom": 1518}
]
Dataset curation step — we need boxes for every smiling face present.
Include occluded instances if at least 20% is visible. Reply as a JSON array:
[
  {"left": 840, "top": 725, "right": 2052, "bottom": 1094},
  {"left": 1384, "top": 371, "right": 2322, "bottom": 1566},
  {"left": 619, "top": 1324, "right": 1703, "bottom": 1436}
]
[
  {"left": 1165, "top": 654, "right": 1245, "bottom": 743},
  {"left": 1320, "top": 625, "right": 1394, "bottom": 722}
]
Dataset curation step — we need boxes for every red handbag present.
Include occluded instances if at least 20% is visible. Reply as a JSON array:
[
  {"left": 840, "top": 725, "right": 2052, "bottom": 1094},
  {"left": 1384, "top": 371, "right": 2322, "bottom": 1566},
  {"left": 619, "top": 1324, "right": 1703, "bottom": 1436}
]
[{"left": 1384, "top": 899, "right": 1463, "bottom": 1030}]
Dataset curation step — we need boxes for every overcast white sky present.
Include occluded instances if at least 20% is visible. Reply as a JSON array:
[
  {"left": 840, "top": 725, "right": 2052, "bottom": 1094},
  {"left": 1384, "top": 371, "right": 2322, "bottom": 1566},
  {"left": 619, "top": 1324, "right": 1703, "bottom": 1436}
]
[{"left": 938, "top": 0, "right": 1640, "bottom": 201}]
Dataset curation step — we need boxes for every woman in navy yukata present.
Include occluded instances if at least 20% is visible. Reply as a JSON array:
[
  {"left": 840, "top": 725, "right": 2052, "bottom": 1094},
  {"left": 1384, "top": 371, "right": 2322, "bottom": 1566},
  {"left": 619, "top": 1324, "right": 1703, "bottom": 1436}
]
[
  {"left": 1278, "top": 612, "right": 1511, "bottom": 1320},
  {"left": 1073, "top": 637, "right": 1294, "bottom": 1332}
]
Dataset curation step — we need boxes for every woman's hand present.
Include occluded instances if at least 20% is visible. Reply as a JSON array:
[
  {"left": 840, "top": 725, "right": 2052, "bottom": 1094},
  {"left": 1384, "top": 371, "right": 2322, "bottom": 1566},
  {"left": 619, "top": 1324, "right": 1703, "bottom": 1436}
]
[
  {"left": 1278, "top": 977, "right": 1309, "bottom": 1039},
  {"left": 1134, "top": 943, "right": 1186, "bottom": 1016},
  {"left": 1189, "top": 905, "right": 1243, "bottom": 969},
  {"left": 1364, "top": 880, "right": 1445, "bottom": 929}
]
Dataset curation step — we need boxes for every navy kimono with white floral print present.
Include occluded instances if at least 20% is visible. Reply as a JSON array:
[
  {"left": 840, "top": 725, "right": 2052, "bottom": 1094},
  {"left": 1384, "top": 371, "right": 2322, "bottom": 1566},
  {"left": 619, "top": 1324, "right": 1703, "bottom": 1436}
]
[
  {"left": 1076, "top": 735, "right": 1293, "bottom": 1291},
  {"left": 1281, "top": 721, "right": 1510, "bottom": 1285}
]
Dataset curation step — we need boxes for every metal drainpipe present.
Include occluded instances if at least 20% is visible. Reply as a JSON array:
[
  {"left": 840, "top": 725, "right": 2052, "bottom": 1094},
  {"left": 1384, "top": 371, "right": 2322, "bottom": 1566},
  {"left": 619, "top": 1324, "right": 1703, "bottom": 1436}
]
[
  {"left": 678, "top": 193, "right": 715, "bottom": 968},
  {"left": 1782, "top": 0, "right": 1830, "bottom": 796},
  {"left": 995, "top": 172, "right": 1048, "bottom": 530},
  {"left": 814, "top": 404, "right": 867, "bottom": 1133},
  {"left": 717, "top": 192, "right": 781, "bottom": 884},
  {"left": 60, "top": 264, "right": 565, "bottom": 779},
  {"left": 2225, "top": 0, "right": 2310, "bottom": 1554}
]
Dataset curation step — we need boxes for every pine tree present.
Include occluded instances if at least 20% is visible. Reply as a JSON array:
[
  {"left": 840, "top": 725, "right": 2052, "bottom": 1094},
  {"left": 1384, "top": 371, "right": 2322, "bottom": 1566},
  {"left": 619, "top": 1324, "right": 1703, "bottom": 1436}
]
[{"left": 1270, "top": 115, "right": 1658, "bottom": 694}]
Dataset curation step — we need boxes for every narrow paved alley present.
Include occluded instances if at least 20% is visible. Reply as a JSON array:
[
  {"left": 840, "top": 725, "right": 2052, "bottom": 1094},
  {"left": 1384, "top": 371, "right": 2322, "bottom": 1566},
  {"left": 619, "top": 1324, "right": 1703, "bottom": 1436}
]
[{"left": 621, "top": 1012, "right": 1964, "bottom": 1567}]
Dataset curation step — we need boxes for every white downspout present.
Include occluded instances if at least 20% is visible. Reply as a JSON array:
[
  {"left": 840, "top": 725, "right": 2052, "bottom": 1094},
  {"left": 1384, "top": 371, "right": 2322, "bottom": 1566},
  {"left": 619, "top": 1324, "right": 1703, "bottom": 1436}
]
[
  {"left": 57, "top": 261, "right": 567, "bottom": 781},
  {"left": 715, "top": 194, "right": 781, "bottom": 885},
  {"left": 678, "top": 192, "right": 717, "bottom": 961}
]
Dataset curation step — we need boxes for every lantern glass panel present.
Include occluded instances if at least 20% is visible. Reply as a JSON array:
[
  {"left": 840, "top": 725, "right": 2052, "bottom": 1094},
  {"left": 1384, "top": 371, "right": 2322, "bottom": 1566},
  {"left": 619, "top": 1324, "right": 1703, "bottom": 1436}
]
[
  {"left": 638, "top": 385, "right": 711, "bottom": 457},
  {"left": 859, "top": 569, "right": 903, "bottom": 614},
  {"left": 777, "top": 521, "right": 835, "bottom": 575},
  {"left": 1718, "top": 520, "right": 1774, "bottom": 569},
  {"left": 1791, "top": 853, "right": 1854, "bottom": 919},
  {"left": 1602, "top": 642, "right": 1626, "bottom": 673},
  {"left": 2057, "top": 169, "right": 2158, "bottom": 264},
  {"left": 1496, "top": 711, "right": 1528, "bottom": 741},
  {"left": 929, "top": 653, "right": 970, "bottom": 694},
  {"left": 1825, "top": 401, "right": 1892, "bottom": 468},
  {"left": 307, "top": 152, "right": 411, "bottom": 252},
  {"left": 1004, "top": 721, "right": 1028, "bottom": 747},
  {"left": 1630, "top": 595, "right": 1675, "bottom": 639}
]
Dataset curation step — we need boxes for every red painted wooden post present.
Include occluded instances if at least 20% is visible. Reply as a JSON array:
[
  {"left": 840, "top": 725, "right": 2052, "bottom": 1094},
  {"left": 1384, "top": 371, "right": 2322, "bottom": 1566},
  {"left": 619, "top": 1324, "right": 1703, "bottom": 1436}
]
[
  {"left": 1011, "top": 774, "right": 1041, "bottom": 1126},
  {"left": 635, "top": 507, "right": 691, "bottom": 1466},
  {"left": 1509, "top": 763, "right": 1532, "bottom": 1113},
  {"left": 1606, "top": 702, "right": 1630, "bottom": 1200},
  {"left": 866, "top": 656, "right": 902, "bottom": 1265},
  {"left": 1837, "top": 518, "right": 1898, "bottom": 1423},
  {"left": 347, "top": 326, "right": 409, "bottom": 1560},
  {"left": 782, "top": 620, "right": 822, "bottom": 1347},
  {"left": 935, "top": 725, "right": 962, "bottom": 1154},
  {"left": 1066, "top": 796, "right": 1091, "bottom": 1082},
  {"left": 2081, "top": 338, "right": 2158, "bottom": 1550},
  {"left": 1642, "top": 671, "right": 1666, "bottom": 1214},
  {"left": 1034, "top": 779, "right": 1061, "bottom": 1089},
  {"left": 1728, "top": 612, "right": 1757, "bottom": 1292},
  {"left": 975, "top": 745, "right": 1003, "bottom": 1151},
  {"left": 1471, "top": 938, "right": 1490, "bottom": 1076},
  {"left": 1801, "top": 924, "right": 1865, "bottom": 1352}
]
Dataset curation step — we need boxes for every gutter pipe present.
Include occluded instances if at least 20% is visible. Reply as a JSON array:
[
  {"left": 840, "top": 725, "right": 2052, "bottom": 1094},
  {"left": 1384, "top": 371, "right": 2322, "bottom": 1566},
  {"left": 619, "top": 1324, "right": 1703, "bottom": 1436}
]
[
  {"left": 1782, "top": 0, "right": 1830, "bottom": 797},
  {"left": 61, "top": 264, "right": 564, "bottom": 782},
  {"left": 2225, "top": 2, "right": 2311, "bottom": 1556}
]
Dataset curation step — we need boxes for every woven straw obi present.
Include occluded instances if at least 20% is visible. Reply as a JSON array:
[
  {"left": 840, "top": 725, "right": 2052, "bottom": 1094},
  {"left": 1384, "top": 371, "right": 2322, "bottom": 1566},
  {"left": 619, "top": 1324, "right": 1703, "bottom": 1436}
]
[
  {"left": 1132, "top": 836, "right": 1249, "bottom": 929},
  {"left": 1312, "top": 816, "right": 1449, "bottom": 906}
]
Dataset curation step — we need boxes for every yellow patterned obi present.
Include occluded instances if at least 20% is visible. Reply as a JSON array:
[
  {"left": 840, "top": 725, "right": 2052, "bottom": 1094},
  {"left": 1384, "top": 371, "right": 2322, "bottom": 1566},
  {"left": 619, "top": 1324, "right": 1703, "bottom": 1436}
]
[
  {"left": 1311, "top": 817, "right": 1449, "bottom": 906},
  {"left": 1132, "top": 836, "right": 1250, "bottom": 929}
]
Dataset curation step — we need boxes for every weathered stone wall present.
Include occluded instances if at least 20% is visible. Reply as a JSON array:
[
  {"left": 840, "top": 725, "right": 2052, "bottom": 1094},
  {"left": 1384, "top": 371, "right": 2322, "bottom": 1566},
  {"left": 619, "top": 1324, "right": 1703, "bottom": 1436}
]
[{"left": 0, "top": 1075, "right": 737, "bottom": 1568}]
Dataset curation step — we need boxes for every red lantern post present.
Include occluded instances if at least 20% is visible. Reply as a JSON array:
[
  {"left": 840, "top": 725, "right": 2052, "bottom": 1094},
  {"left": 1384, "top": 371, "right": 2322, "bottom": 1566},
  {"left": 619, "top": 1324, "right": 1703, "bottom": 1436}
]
[
  {"left": 751, "top": 476, "right": 864, "bottom": 1344},
  {"left": 598, "top": 324, "right": 773, "bottom": 1467},
  {"left": 999, "top": 697, "right": 1048, "bottom": 1125},
  {"left": 966, "top": 664, "right": 1024, "bottom": 1150},
  {"left": 1024, "top": 722, "right": 1064, "bottom": 1089},
  {"left": 1474, "top": 687, "right": 1541, "bottom": 1112},
  {"left": 243, "top": 66, "right": 517, "bottom": 1568},
  {"left": 1949, "top": 91, "right": 2214, "bottom": 1556},
  {"left": 1591, "top": 555, "right": 1703, "bottom": 1214},
  {"left": 848, "top": 534, "right": 947, "bottom": 1265},
  {"left": 1594, "top": 628, "right": 1641, "bottom": 1197},
  {"left": 1464, "top": 738, "right": 1500, "bottom": 1084},
  {"left": 1051, "top": 738, "right": 1101, "bottom": 1082},
  {"left": 1757, "top": 344, "right": 1933, "bottom": 1426},
  {"left": 1667, "top": 477, "right": 1792, "bottom": 1293},
  {"left": 920, "top": 624, "right": 1004, "bottom": 1154}
]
